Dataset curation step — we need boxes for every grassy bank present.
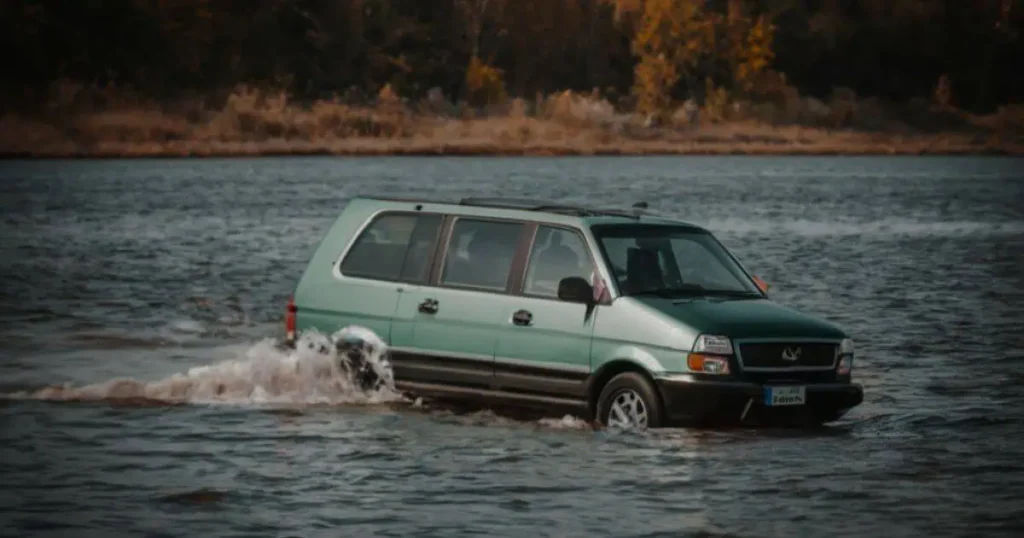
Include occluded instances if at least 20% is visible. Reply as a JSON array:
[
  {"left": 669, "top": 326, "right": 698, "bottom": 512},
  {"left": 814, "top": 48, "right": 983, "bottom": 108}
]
[{"left": 2, "top": 87, "right": 1021, "bottom": 158}]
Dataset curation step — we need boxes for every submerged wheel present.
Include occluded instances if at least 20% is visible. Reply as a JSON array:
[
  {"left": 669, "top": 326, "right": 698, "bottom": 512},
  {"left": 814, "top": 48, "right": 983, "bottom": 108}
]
[{"left": 596, "top": 372, "right": 665, "bottom": 430}]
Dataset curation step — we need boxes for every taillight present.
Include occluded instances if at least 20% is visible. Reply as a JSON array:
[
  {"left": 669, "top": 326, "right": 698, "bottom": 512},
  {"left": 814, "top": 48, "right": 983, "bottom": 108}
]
[{"left": 285, "top": 296, "right": 297, "bottom": 344}]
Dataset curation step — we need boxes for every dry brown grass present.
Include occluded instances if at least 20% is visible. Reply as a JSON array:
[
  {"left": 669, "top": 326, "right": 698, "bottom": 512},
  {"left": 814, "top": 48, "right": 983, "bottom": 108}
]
[{"left": 1, "top": 86, "right": 1020, "bottom": 158}]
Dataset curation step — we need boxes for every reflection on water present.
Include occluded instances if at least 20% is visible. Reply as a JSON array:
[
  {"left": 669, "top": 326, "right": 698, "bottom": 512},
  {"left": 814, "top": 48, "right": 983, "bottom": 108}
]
[{"left": 0, "top": 156, "right": 1022, "bottom": 537}]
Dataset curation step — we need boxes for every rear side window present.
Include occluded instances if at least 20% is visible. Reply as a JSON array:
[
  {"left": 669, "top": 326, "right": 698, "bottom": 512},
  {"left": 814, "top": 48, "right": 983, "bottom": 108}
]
[
  {"left": 340, "top": 213, "right": 442, "bottom": 282},
  {"left": 441, "top": 218, "right": 523, "bottom": 291}
]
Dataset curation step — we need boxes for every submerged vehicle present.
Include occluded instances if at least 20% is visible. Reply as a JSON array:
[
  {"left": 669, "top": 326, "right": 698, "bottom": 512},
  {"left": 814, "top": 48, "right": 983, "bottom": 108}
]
[{"left": 284, "top": 196, "right": 862, "bottom": 429}]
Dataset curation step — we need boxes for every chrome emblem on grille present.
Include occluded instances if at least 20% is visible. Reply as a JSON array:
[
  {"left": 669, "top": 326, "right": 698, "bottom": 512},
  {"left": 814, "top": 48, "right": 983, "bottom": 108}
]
[{"left": 781, "top": 346, "right": 802, "bottom": 362}]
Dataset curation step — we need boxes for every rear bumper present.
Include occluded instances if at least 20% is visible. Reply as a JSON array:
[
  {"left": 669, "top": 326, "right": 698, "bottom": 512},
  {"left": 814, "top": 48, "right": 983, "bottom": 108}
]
[{"left": 654, "top": 375, "right": 863, "bottom": 426}]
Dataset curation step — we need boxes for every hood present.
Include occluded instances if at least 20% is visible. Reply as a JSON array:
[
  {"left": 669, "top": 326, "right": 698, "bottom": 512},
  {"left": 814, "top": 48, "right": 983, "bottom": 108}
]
[{"left": 634, "top": 296, "right": 847, "bottom": 340}]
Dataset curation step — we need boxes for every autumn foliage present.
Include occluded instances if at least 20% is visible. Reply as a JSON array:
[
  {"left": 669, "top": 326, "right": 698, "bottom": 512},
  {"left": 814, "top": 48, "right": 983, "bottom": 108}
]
[
  {"left": 0, "top": 0, "right": 1021, "bottom": 157},
  {"left": 3, "top": 0, "right": 1022, "bottom": 112}
]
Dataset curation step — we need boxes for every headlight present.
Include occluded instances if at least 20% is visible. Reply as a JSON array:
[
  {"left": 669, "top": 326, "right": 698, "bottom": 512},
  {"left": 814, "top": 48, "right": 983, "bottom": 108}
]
[
  {"left": 837, "top": 355, "right": 853, "bottom": 376},
  {"left": 692, "top": 334, "right": 733, "bottom": 355},
  {"left": 688, "top": 334, "right": 732, "bottom": 375},
  {"left": 839, "top": 338, "right": 854, "bottom": 355}
]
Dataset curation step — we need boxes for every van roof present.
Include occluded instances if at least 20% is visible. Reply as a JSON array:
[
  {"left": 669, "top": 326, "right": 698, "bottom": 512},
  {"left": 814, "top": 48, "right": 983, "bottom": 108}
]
[{"left": 349, "top": 195, "right": 704, "bottom": 229}]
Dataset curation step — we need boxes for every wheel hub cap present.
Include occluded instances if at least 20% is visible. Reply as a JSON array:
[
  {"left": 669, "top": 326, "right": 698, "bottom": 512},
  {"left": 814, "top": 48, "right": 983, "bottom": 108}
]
[{"left": 608, "top": 389, "right": 648, "bottom": 429}]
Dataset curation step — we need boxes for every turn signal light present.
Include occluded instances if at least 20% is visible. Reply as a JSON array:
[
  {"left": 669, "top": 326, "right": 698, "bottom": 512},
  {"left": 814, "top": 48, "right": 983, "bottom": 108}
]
[{"left": 687, "top": 353, "right": 730, "bottom": 375}]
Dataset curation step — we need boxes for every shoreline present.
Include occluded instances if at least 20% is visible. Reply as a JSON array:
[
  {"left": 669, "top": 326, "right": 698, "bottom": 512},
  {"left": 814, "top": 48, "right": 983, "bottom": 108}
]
[
  {"left": 1, "top": 138, "right": 1019, "bottom": 159},
  {"left": 4, "top": 101, "right": 1021, "bottom": 159}
]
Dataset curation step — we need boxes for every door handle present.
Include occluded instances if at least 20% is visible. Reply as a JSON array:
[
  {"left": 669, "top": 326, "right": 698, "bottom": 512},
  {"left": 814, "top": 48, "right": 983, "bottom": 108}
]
[
  {"left": 511, "top": 309, "right": 533, "bottom": 326},
  {"left": 418, "top": 298, "right": 439, "bottom": 314}
]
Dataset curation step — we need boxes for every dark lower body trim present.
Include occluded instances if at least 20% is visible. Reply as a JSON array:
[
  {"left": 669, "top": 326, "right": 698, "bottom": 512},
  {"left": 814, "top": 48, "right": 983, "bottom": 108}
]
[
  {"left": 655, "top": 378, "right": 864, "bottom": 427},
  {"left": 395, "top": 380, "right": 589, "bottom": 415},
  {"left": 390, "top": 350, "right": 495, "bottom": 390},
  {"left": 389, "top": 350, "right": 592, "bottom": 416}
]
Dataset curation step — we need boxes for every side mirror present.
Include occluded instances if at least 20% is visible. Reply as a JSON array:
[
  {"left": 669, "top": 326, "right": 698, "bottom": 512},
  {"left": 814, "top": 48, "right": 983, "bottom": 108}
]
[
  {"left": 753, "top": 275, "right": 770, "bottom": 294},
  {"left": 558, "top": 276, "right": 594, "bottom": 304}
]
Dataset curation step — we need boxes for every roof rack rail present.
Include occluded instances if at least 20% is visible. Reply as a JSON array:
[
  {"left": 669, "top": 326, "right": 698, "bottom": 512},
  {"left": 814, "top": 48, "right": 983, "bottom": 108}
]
[
  {"left": 459, "top": 197, "right": 566, "bottom": 209},
  {"left": 458, "top": 197, "right": 657, "bottom": 218},
  {"left": 354, "top": 194, "right": 661, "bottom": 219},
  {"left": 459, "top": 197, "right": 609, "bottom": 217}
]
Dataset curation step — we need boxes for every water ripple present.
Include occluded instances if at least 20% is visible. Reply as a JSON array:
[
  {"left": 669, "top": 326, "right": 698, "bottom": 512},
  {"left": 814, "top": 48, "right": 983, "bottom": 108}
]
[{"left": 0, "top": 156, "right": 1022, "bottom": 537}]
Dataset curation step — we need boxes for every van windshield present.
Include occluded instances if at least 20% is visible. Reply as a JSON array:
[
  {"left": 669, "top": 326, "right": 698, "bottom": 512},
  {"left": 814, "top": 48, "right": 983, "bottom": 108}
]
[{"left": 591, "top": 224, "right": 763, "bottom": 298}]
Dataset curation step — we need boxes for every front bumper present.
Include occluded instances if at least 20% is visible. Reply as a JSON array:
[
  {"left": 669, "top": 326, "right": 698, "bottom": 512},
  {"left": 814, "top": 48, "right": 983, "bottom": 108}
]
[{"left": 654, "top": 375, "right": 864, "bottom": 426}]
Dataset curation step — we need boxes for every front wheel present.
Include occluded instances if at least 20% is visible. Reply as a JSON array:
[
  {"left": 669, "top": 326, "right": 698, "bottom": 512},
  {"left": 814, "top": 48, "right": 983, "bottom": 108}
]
[{"left": 596, "top": 372, "right": 665, "bottom": 430}]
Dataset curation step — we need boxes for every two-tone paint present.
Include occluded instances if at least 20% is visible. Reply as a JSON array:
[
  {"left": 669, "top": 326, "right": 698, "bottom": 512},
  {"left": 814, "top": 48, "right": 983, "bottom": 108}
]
[{"left": 291, "top": 196, "right": 863, "bottom": 423}]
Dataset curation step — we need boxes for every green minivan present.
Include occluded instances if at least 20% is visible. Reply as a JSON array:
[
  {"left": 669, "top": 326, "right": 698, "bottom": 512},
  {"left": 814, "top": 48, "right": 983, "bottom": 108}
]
[{"left": 285, "top": 196, "right": 863, "bottom": 429}]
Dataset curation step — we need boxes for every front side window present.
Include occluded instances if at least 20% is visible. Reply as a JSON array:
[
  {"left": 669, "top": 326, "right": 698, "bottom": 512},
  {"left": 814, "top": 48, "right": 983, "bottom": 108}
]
[
  {"left": 441, "top": 218, "right": 523, "bottom": 291},
  {"left": 340, "top": 213, "right": 442, "bottom": 282},
  {"left": 592, "top": 224, "right": 762, "bottom": 298},
  {"left": 524, "top": 226, "right": 594, "bottom": 298}
]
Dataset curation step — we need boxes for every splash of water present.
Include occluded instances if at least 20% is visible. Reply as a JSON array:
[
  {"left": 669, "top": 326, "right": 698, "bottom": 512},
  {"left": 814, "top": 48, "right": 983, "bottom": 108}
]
[
  {"left": 1, "top": 325, "right": 604, "bottom": 432},
  {"left": 3, "top": 326, "right": 405, "bottom": 406}
]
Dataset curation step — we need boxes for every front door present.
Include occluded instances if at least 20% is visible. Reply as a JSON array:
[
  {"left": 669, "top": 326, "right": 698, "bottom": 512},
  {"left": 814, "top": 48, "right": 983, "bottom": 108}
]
[
  {"left": 493, "top": 225, "right": 598, "bottom": 400},
  {"left": 389, "top": 216, "right": 527, "bottom": 390}
]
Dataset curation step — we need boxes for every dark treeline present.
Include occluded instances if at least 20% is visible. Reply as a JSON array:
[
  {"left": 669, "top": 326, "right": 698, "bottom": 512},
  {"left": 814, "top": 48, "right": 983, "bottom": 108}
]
[{"left": 2, "top": 0, "right": 1021, "bottom": 115}]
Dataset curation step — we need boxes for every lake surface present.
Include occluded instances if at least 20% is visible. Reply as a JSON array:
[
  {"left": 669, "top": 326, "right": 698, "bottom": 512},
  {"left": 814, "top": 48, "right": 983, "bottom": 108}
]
[{"left": 1, "top": 156, "right": 1022, "bottom": 537}]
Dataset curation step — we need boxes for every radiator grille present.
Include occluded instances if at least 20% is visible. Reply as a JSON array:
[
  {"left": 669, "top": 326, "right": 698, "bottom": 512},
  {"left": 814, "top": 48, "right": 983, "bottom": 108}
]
[{"left": 738, "top": 342, "right": 837, "bottom": 369}]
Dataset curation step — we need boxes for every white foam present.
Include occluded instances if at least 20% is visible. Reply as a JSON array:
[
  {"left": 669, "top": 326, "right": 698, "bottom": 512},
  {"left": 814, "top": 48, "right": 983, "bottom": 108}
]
[
  {"left": 4, "top": 326, "right": 406, "bottom": 407},
  {"left": 536, "top": 414, "right": 595, "bottom": 431},
  {"left": 3, "top": 326, "right": 608, "bottom": 432},
  {"left": 166, "top": 319, "right": 205, "bottom": 335}
]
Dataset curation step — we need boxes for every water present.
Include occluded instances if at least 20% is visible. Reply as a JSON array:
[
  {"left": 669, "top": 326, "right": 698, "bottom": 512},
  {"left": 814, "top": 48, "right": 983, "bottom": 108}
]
[{"left": 1, "top": 156, "right": 1022, "bottom": 537}]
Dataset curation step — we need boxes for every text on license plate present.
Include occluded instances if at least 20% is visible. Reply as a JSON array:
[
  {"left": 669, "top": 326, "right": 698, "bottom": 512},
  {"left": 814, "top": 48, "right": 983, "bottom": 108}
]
[{"left": 763, "top": 385, "right": 806, "bottom": 406}]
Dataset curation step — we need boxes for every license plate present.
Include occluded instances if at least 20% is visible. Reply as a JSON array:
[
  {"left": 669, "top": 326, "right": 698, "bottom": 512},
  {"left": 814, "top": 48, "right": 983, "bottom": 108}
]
[{"left": 763, "top": 385, "right": 806, "bottom": 406}]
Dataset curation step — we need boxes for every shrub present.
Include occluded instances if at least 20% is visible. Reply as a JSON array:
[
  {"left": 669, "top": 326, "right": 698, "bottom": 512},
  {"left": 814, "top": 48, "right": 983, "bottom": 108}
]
[
  {"left": 541, "top": 90, "right": 618, "bottom": 127},
  {"left": 464, "top": 57, "right": 508, "bottom": 108},
  {"left": 701, "top": 77, "right": 730, "bottom": 123}
]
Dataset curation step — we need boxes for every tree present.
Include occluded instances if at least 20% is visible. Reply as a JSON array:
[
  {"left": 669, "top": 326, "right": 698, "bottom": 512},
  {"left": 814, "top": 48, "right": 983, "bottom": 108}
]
[
  {"left": 728, "top": 9, "right": 776, "bottom": 96},
  {"left": 630, "top": 0, "right": 714, "bottom": 116}
]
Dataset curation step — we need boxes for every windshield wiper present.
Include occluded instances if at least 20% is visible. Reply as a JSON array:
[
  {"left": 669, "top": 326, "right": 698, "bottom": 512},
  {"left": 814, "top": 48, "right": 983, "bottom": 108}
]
[
  {"left": 704, "top": 290, "right": 762, "bottom": 299},
  {"left": 630, "top": 285, "right": 761, "bottom": 299},
  {"left": 629, "top": 284, "right": 708, "bottom": 298},
  {"left": 629, "top": 289, "right": 687, "bottom": 298}
]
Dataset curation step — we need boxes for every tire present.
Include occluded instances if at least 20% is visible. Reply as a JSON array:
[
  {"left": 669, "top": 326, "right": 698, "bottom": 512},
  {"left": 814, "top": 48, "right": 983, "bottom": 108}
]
[{"left": 596, "top": 371, "right": 665, "bottom": 430}]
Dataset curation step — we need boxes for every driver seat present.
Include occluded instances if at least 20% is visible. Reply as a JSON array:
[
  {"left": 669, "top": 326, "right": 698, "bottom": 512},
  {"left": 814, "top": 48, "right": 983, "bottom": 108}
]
[
  {"left": 530, "top": 233, "right": 582, "bottom": 290},
  {"left": 626, "top": 247, "right": 664, "bottom": 293}
]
